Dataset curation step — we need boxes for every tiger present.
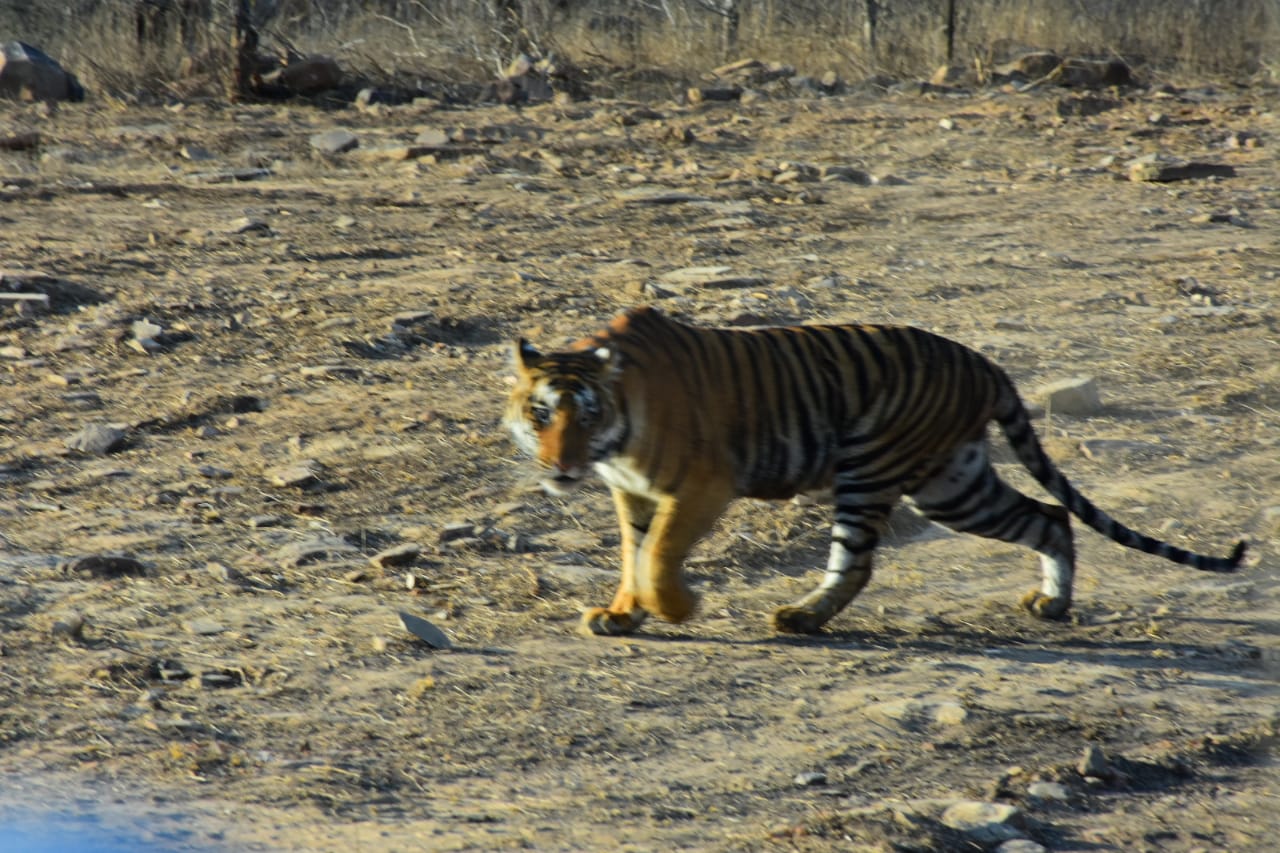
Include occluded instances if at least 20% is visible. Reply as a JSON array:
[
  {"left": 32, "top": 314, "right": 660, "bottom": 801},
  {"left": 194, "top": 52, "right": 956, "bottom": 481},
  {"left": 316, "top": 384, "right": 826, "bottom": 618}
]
[{"left": 504, "top": 306, "right": 1246, "bottom": 636}]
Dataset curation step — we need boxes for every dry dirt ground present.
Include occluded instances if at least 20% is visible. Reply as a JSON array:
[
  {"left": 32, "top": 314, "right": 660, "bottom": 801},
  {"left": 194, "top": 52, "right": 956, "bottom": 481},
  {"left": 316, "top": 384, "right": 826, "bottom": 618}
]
[{"left": 1, "top": 75, "right": 1279, "bottom": 852}]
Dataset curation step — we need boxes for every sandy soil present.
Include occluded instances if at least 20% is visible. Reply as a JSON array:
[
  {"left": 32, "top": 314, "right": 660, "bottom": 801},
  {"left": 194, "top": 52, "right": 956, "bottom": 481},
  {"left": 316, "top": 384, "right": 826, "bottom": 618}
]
[{"left": 1, "top": 76, "right": 1278, "bottom": 852}]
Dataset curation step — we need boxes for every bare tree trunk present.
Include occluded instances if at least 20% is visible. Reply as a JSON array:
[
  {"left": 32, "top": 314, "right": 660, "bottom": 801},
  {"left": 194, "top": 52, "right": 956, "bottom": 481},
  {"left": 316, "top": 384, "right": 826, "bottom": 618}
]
[{"left": 227, "top": 0, "right": 257, "bottom": 102}]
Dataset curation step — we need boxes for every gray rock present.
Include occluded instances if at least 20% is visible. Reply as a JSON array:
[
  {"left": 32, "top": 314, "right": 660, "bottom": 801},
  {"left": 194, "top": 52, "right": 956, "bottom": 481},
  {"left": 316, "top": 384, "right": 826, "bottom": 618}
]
[
  {"left": 1027, "top": 781, "right": 1071, "bottom": 801},
  {"left": 1078, "top": 743, "right": 1112, "bottom": 779},
  {"left": 267, "top": 460, "right": 323, "bottom": 488},
  {"left": 275, "top": 536, "right": 357, "bottom": 568},
  {"left": 310, "top": 129, "right": 359, "bottom": 154},
  {"left": 996, "top": 840, "right": 1048, "bottom": 853},
  {"left": 399, "top": 610, "right": 453, "bottom": 649},
  {"left": 1039, "top": 376, "right": 1103, "bottom": 416},
  {"left": 370, "top": 543, "right": 421, "bottom": 568},
  {"left": 794, "top": 771, "right": 827, "bottom": 786},
  {"left": 51, "top": 611, "right": 85, "bottom": 639},
  {"left": 0, "top": 41, "right": 84, "bottom": 102},
  {"left": 933, "top": 702, "right": 969, "bottom": 725},
  {"left": 60, "top": 553, "right": 147, "bottom": 578},
  {"left": 184, "top": 618, "right": 226, "bottom": 635},
  {"left": 940, "top": 801, "right": 1026, "bottom": 844},
  {"left": 66, "top": 423, "right": 127, "bottom": 455}
]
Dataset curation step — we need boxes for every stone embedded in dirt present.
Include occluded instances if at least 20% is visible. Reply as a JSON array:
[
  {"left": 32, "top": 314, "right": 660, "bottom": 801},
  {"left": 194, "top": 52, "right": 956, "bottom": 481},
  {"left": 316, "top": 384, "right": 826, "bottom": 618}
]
[
  {"left": 414, "top": 127, "right": 450, "bottom": 147},
  {"left": 310, "top": 129, "right": 359, "bottom": 155},
  {"left": 247, "top": 514, "right": 282, "bottom": 528},
  {"left": 50, "top": 611, "right": 86, "bottom": 640},
  {"left": 440, "top": 522, "right": 478, "bottom": 544},
  {"left": 933, "top": 702, "right": 969, "bottom": 726},
  {"left": 60, "top": 553, "right": 147, "bottom": 578},
  {"left": 659, "top": 267, "right": 767, "bottom": 290},
  {"left": 1077, "top": 743, "right": 1113, "bottom": 779},
  {"left": 820, "top": 164, "right": 873, "bottom": 185},
  {"left": 399, "top": 610, "right": 453, "bottom": 650},
  {"left": 1038, "top": 376, "right": 1102, "bottom": 416},
  {"left": 66, "top": 423, "right": 128, "bottom": 455},
  {"left": 940, "top": 801, "right": 1026, "bottom": 845},
  {"left": 1078, "top": 439, "right": 1164, "bottom": 461},
  {"left": 1057, "top": 94, "right": 1121, "bottom": 118},
  {"left": 197, "top": 464, "right": 234, "bottom": 480},
  {"left": 227, "top": 217, "right": 271, "bottom": 235},
  {"left": 0, "top": 41, "right": 84, "bottom": 102},
  {"left": 186, "top": 167, "right": 272, "bottom": 184},
  {"left": 995, "top": 840, "right": 1048, "bottom": 853},
  {"left": 0, "top": 291, "right": 51, "bottom": 314},
  {"left": 371, "top": 543, "right": 421, "bottom": 569},
  {"left": 274, "top": 535, "right": 357, "bottom": 568},
  {"left": 132, "top": 318, "right": 164, "bottom": 343},
  {"left": 299, "top": 364, "right": 361, "bottom": 379},
  {"left": 184, "top": 618, "right": 226, "bottom": 636},
  {"left": 267, "top": 459, "right": 323, "bottom": 488},
  {"left": 616, "top": 188, "right": 710, "bottom": 205},
  {"left": 1026, "top": 781, "right": 1071, "bottom": 801},
  {"left": 205, "top": 562, "right": 238, "bottom": 582},
  {"left": 1128, "top": 155, "right": 1236, "bottom": 183},
  {"left": 687, "top": 85, "right": 743, "bottom": 104},
  {"left": 793, "top": 771, "right": 827, "bottom": 786}
]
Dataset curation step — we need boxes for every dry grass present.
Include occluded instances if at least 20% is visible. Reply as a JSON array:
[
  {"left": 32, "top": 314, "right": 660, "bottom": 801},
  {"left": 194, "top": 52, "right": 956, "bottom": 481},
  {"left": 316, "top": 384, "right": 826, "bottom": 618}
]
[{"left": 2, "top": 0, "right": 1277, "bottom": 100}]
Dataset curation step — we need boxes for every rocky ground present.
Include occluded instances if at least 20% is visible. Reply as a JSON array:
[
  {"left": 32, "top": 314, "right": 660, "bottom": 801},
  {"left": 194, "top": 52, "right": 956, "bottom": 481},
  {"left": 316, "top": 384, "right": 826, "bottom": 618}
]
[{"left": 1, "top": 71, "right": 1278, "bottom": 852}]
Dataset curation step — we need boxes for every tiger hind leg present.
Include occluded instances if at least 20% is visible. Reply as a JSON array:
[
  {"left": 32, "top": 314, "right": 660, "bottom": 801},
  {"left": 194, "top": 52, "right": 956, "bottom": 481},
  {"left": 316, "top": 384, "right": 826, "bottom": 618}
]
[
  {"left": 910, "top": 440, "right": 1076, "bottom": 619},
  {"left": 771, "top": 486, "right": 899, "bottom": 634}
]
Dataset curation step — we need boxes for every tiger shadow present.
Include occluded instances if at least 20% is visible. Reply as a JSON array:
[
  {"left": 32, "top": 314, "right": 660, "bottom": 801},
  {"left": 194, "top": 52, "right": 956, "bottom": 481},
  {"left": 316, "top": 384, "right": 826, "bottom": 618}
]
[{"left": 650, "top": 612, "right": 1280, "bottom": 684}]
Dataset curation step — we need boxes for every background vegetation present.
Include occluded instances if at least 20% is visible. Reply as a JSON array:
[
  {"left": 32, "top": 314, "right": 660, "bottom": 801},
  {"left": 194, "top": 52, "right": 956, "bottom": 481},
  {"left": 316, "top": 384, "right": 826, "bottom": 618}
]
[{"left": 1, "top": 0, "right": 1277, "bottom": 99}]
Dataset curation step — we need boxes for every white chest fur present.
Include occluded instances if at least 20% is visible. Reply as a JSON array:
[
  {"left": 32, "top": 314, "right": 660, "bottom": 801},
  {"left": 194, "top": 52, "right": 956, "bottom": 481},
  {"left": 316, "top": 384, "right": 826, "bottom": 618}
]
[{"left": 594, "top": 457, "right": 658, "bottom": 497}]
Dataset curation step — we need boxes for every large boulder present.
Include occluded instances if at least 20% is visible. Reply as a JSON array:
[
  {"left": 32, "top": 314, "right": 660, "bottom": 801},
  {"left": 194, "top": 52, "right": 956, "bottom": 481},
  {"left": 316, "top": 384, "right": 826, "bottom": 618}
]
[{"left": 0, "top": 41, "right": 84, "bottom": 102}]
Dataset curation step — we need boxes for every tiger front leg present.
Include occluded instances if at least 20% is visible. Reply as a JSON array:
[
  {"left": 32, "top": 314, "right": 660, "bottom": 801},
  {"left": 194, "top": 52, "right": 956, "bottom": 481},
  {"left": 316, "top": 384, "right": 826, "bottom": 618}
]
[
  {"left": 582, "top": 489, "right": 657, "bottom": 636},
  {"left": 584, "top": 487, "right": 730, "bottom": 635},
  {"left": 772, "top": 491, "right": 896, "bottom": 634}
]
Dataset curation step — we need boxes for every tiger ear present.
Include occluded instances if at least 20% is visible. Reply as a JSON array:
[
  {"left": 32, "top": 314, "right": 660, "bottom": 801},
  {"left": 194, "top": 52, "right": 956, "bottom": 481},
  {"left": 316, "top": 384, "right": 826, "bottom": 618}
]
[{"left": 514, "top": 338, "right": 541, "bottom": 371}]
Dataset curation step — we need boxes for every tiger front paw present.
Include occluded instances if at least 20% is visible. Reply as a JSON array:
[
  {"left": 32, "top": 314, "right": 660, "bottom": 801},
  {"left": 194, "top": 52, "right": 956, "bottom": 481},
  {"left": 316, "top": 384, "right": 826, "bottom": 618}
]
[
  {"left": 581, "top": 606, "right": 647, "bottom": 636},
  {"left": 1021, "top": 589, "right": 1071, "bottom": 619},
  {"left": 770, "top": 605, "right": 829, "bottom": 634}
]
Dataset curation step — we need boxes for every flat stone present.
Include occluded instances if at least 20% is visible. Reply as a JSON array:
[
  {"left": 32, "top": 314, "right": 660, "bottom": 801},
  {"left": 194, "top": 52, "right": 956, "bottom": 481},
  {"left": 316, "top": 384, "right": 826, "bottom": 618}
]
[
  {"left": 66, "top": 423, "right": 127, "bottom": 455},
  {"left": 60, "top": 554, "right": 147, "bottom": 578},
  {"left": 370, "top": 543, "right": 421, "bottom": 568},
  {"left": 1038, "top": 376, "right": 1103, "bottom": 416},
  {"left": 1078, "top": 743, "right": 1112, "bottom": 779},
  {"left": 185, "top": 618, "right": 226, "bottom": 636},
  {"left": 310, "top": 129, "right": 359, "bottom": 154},
  {"left": 1027, "top": 781, "right": 1071, "bottom": 801},
  {"left": 933, "top": 702, "right": 969, "bottom": 726},
  {"left": 940, "top": 801, "right": 1026, "bottom": 844},
  {"left": 267, "top": 460, "right": 322, "bottom": 488},
  {"left": 399, "top": 610, "right": 453, "bottom": 649},
  {"left": 275, "top": 536, "right": 357, "bottom": 568}
]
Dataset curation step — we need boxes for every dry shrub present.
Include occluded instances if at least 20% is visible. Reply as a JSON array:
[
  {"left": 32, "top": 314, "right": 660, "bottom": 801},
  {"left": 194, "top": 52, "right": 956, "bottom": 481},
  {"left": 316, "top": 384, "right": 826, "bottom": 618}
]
[{"left": 0, "top": 0, "right": 1275, "bottom": 100}]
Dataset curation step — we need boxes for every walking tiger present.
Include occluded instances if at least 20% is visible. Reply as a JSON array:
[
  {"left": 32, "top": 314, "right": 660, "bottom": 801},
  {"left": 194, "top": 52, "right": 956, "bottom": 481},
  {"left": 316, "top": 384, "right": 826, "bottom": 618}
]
[{"left": 504, "top": 307, "right": 1245, "bottom": 636}]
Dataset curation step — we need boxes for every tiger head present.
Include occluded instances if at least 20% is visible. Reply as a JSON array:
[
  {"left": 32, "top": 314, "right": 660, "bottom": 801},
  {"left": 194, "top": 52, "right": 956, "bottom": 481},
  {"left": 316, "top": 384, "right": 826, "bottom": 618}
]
[{"left": 505, "top": 339, "right": 624, "bottom": 495}]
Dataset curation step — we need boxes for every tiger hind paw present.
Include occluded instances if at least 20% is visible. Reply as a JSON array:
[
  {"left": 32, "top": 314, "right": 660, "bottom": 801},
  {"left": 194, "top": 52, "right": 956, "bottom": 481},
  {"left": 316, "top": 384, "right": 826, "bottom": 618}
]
[
  {"left": 770, "top": 605, "right": 829, "bottom": 634},
  {"left": 1021, "top": 589, "right": 1071, "bottom": 619}
]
